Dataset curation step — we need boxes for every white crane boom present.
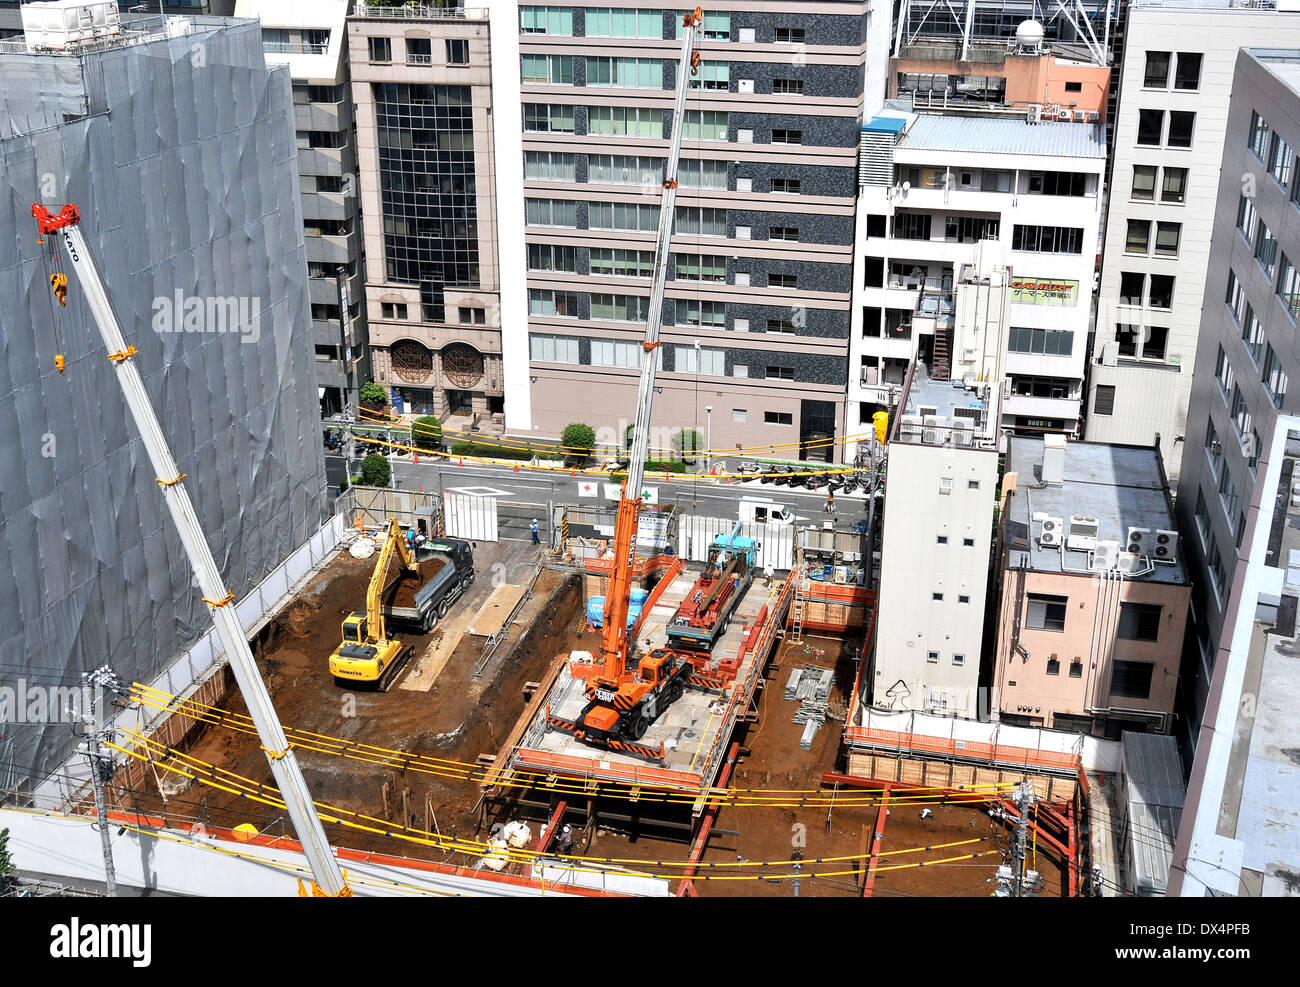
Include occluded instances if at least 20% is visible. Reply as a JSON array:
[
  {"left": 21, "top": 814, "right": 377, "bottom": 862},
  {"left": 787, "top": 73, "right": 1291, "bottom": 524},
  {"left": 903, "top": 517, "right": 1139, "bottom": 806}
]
[{"left": 34, "top": 203, "right": 348, "bottom": 896}]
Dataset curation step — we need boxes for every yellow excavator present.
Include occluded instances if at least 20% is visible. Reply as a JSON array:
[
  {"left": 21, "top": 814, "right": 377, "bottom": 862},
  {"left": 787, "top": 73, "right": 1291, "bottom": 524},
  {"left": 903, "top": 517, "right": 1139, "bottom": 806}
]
[{"left": 328, "top": 519, "right": 418, "bottom": 689}]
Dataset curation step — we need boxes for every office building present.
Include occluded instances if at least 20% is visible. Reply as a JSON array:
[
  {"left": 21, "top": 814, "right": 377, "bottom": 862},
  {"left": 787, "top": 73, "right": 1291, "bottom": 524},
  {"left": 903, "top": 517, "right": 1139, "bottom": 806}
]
[
  {"left": 519, "top": 0, "right": 889, "bottom": 459},
  {"left": 240, "top": 0, "right": 369, "bottom": 417},
  {"left": 1085, "top": 0, "right": 1300, "bottom": 481},
  {"left": 995, "top": 436, "right": 1189, "bottom": 736}
]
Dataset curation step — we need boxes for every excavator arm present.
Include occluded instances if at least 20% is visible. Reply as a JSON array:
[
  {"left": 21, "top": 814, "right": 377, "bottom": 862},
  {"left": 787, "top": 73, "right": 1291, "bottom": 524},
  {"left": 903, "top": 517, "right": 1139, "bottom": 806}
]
[{"left": 365, "top": 519, "right": 417, "bottom": 645}]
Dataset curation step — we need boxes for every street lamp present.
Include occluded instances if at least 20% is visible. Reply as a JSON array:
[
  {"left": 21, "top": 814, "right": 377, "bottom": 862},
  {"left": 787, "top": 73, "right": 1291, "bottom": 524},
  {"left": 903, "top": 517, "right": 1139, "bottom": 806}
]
[{"left": 704, "top": 405, "right": 713, "bottom": 475}]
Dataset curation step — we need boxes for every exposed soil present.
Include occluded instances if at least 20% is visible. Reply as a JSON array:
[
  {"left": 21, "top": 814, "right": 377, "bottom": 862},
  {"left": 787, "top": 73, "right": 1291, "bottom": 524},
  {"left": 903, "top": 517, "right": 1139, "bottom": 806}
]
[{"left": 381, "top": 557, "right": 446, "bottom": 610}]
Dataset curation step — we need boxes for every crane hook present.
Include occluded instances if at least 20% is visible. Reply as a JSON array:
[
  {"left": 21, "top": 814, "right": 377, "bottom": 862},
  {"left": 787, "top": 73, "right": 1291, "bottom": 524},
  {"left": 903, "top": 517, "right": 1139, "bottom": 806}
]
[{"left": 50, "top": 271, "right": 68, "bottom": 307}]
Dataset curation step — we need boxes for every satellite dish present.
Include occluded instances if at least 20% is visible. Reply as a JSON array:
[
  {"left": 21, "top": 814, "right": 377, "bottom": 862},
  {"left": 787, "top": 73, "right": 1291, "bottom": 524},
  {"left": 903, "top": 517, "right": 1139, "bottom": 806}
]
[{"left": 901, "top": 181, "right": 911, "bottom": 192}]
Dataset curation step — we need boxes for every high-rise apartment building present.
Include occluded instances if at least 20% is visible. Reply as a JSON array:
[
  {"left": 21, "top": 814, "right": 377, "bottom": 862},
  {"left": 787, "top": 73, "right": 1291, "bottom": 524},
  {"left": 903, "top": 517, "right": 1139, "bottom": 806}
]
[
  {"left": 1177, "top": 45, "right": 1300, "bottom": 771},
  {"left": 347, "top": 3, "right": 511, "bottom": 427},
  {"left": 240, "top": 0, "right": 369, "bottom": 418},
  {"left": 519, "top": 1, "right": 889, "bottom": 459},
  {"left": 1086, "top": 0, "right": 1300, "bottom": 481}
]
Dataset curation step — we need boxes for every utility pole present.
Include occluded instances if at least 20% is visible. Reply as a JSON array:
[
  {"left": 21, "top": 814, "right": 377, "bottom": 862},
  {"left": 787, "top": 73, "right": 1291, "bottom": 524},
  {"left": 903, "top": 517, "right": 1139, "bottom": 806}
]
[
  {"left": 995, "top": 780, "right": 1041, "bottom": 897},
  {"left": 791, "top": 849, "right": 803, "bottom": 898},
  {"left": 77, "top": 665, "right": 127, "bottom": 897}
]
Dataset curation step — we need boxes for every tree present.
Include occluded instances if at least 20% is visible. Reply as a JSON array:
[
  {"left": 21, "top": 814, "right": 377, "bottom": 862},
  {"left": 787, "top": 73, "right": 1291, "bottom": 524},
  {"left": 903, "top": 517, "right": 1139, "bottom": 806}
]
[
  {"left": 360, "top": 452, "right": 391, "bottom": 488},
  {"left": 412, "top": 415, "right": 442, "bottom": 451},
  {"left": 674, "top": 428, "right": 702, "bottom": 463},
  {"left": 561, "top": 423, "right": 596, "bottom": 464},
  {"left": 359, "top": 381, "right": 388, "bottom": 408},
  {"left": 0, "top": 827, "right": 13, "bottom": 894}
]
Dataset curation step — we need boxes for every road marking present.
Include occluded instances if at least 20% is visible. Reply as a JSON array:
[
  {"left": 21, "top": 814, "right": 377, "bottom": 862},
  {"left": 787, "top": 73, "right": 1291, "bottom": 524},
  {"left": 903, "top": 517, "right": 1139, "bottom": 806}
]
[{"left": 445, "top": 485, "right": 511, "bottom": 497}]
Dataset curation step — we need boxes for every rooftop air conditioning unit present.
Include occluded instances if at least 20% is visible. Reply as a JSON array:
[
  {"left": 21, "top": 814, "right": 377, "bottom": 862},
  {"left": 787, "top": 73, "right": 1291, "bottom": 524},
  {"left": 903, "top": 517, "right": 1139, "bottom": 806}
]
[
  {"left": 1087, "top": 111, "right": 1100, "bottom": 122},
  {"left": 1091, "top": 540, "right": 1121, "bottom": 571},
  {"left": 1039, "top": 516, "right": 1064, "bottom": 548},
  {"left": 953, "top": 418, "right": 975, "bottom": 447},
  {"left": 1056, "top": 108, "right": 1072, "bottom": 121},
  {"left": 899, "top": 414, "right": 924, "bottom": 443},
  {"left": 923, "top": 414, "right": 946, "bottom": 444},
  {"left": 1126, "top": 527, "right": 1152, "bottom": 555},
  {"left": 1067, "top": 515, "right": 1099, "bottom": 552},
  {"left": 1028, "top": 104, "right": 1042, "bottom": 124},
  {"left": 1116, "top": 552, "right": 1144, "bottom": 575},
  {"left": 1101, "top": 341, "right": 1120, "bottom": 367},
  {"left": 1153, "top": 529, "right": 1179, "bottom": 561}
]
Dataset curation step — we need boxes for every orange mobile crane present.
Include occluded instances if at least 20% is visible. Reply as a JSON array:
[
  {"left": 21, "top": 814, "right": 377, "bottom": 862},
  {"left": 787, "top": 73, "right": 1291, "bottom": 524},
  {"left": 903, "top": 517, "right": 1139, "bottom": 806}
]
[{"left": 546, "top": 9, "right": 728, "bottom": 760}]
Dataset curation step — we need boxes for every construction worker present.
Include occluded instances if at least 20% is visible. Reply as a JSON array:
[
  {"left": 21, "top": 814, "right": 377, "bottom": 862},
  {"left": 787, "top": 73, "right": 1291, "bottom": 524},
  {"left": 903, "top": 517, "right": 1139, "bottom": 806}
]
[
  {"left": 558, "top": 824, "right": 574, "bottom": 854},
  {"left": 530, "top": 519, "right": 540, "bottom": 544}
]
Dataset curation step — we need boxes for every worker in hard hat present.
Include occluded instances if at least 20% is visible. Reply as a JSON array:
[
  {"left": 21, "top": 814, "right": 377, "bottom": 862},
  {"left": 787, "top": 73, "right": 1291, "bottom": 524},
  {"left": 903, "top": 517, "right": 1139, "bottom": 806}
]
[{"left": 530, "top": 519, "right": 540, "bottom": 544}]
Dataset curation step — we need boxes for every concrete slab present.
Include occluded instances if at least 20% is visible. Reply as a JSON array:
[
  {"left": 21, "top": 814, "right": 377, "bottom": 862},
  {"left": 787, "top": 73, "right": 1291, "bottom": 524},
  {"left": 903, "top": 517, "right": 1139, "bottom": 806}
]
[{"left": 468, "top": 583, "right": 527, "bottom": 638}]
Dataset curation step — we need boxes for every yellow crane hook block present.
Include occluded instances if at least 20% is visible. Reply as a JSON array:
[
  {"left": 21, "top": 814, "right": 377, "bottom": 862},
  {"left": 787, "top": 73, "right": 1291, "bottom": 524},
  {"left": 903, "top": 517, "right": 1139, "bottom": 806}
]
[{"left": 49, "top": 271, "right": 68, "bottom": 306}]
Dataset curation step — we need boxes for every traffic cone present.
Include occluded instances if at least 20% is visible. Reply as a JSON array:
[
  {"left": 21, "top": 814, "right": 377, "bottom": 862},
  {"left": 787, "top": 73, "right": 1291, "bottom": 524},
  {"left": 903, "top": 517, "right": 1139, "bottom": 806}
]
[
  {"left": 514, "top": 464, "right": 519, "bottom": 473},
  {"left": 414, "top": 452, "right": 419, "bottom": 464},
  {"left": 459, "top": 458, "right": 464, "bottom": 467}
]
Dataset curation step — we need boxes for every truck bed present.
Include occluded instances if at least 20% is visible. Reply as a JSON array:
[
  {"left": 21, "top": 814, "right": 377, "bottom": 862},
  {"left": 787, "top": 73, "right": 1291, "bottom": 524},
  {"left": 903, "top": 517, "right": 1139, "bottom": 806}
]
[{"left": 381, "top": 556, "right": 448, "bottom": 615}]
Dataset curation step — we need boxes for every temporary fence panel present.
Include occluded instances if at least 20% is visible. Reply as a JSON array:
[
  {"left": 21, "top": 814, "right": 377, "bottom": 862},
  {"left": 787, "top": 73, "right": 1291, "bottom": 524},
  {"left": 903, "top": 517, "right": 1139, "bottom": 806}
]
[
  {"left": 340, "top": 486, "right": 441, "bottom": 531},
  {"left": 445, "top": 491, "right": 499, "bottom": 542},
  {"left": 676, "top": 516, "right": 794, "bottom": 570}
]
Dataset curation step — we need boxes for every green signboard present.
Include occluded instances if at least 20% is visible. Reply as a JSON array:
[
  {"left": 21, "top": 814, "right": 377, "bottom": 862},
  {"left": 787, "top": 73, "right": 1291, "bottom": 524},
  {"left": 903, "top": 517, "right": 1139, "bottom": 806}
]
[{"left": 1010, "top": 277, "right": 1079, "bottom": 306}]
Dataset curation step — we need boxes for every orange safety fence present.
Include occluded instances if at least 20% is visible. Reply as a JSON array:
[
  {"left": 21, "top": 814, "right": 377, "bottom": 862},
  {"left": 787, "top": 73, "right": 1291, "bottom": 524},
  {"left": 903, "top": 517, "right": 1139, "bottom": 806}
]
[{"left": 843, "top": 725, "right": 1082, "bottom": 775}]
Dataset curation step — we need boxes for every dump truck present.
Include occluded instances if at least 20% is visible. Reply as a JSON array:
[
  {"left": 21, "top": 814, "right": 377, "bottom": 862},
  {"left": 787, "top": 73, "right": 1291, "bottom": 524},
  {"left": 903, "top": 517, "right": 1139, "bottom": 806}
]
[{"left": 383, "top": 536, "right": 475, "bottom": 633}]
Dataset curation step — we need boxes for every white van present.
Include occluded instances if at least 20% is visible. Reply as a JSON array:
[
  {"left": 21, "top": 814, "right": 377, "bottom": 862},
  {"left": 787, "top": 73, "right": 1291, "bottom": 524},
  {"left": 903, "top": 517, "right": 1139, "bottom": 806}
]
[{"left": 738, "top": 497, "right": 794, "bottom": 524}]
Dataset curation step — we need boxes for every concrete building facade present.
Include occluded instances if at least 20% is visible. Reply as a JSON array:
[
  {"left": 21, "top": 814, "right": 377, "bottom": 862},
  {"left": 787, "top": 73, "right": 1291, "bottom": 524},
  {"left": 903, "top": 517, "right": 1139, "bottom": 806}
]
[
  {"left": 996, "top": 437, "right": 1189, "bottom": 737},
  {"left": 1177, "top": 47, "right": 1300, "bottom": 767},
  {"left": 517, "top": 0, "right": 889, "bottom": 461},
  {"left": 240, "top": 0, "right": 370, "bottom": 418},
  {"left": 347, "top": 3, "right": 509, "bottom": 429},
  {"left": 850, "top": 111, "right": 1105, "bottom": 453},
  {"left": 1085, "top": 1, "right": 1300, "bottom": 481},
  {"left": 871, "top": 363, "right": 1001, "bottom": 717}
]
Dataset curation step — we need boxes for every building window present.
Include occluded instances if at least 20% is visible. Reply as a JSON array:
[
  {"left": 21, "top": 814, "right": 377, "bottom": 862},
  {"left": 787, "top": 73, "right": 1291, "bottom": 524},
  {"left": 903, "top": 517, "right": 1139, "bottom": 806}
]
[
  {"left": 1242, "top": 304, "right": 1263, "bottom": 365},
  {"left": 1008, "top": 327, "right": 1075, "bottom": 355},
  {"left": 1161, "top": 167, "right": 1187, "bottom": 203},
  {"left": 528, "top": 290, "right": 580, "bottom": 318},
  {"left": 1144, "top": 51, "right": 1170, "bottom": 88},
  {"left": 766, "top": 318, "right": 796, "bottom": 334},
  {"left": 927, "top": 650, "right": 940, "bottom": 663},
  {"left": 524, "top": 150, "right": 577, "bottom": 182},
  {"left": 959, "top": 595, "right": 970, "bottom": 604},
  {"left": 590, "top": 339, "right": 643, "bottom": 368},
  {"left": 1046, "top": 658, "right": 1060, "bottom": 676},
  {"left": 445, "top": 38, "right": 470, "bottom": 64},
  {"left": 1064, "top": 81, "right": 1082, "bottom": 93},
  {"left": 520, "top": 6, "right": 574, "bottom": 35},
  {"left": 1174, "top": 52, "right": 1202, "bottom": 90},
  {"left": 963, "top": 537, "right": 975, "bottom": 546},
  {"left": 932, "top": 592, "right": 943, "bottom": 601},
  {"left": 1011, "top": 224, "right": 1084, "bottom": 254},
  {"left": 1231, "top": 384, "right": 1252, "bottom": 438},
  {"left": 1149, "top": 275, "right": 1175, "bottom": 309},
  {"left": 732, "top": 409, "right": 747, "bottom": 423},
  {"left": 684, "top": 110, "right": 728, "bottom": 140},
  {"left": 1118, "top": 602, "right": 1162, "bottom": 641},
  {"left": 1263, "top": 343, "right": 1289, "bottom": 407},
  {"left": 587, "top": 7, "right": 661, "bottom": 38},
  {"left": 771, "top": 178, "right": 801, "bottom": 194},
  {"left": 1249, "top": 110, "right": 1271, "bottom": 160},
  {"left": 689, "top": 61, "right": 729, "bottom": 90},
  {"left": 773, "top": 78, "right": 804, "bottom": 95},
  {"left": 775, "top": 27, "right": 806, "bottom": 43},
  {"left": 1215, "top": 345, "right": 1234, "bottom": 401},
  {"left": 1194, "top": 486, "right": 1212, "bottom": 542},
  {"left": 591, "top": 293, "right": 650, "bottom": 322},
  {"left": 772, "top": 128, "right": 803, "bottom": 145},
  {"left": 1154, "top": 222, "right": 1181, "bottom": 257},
  {"left": 1119, "top": 271, "right": 1144, "bottom": 304},
  {"left": 1219, "top": 466, "right": 1239, "bottom": 519},
  {"left": 588, "top": 154, "right": 662, "bottom": 186},
  {"left": 1094, "top": 385, "right": 1116, "bottom": 416},
  {"left": 673, "top": 254, "right": 727, "bottom": 283},
  {"left": 1238, "top": 194, "right": 1259, "bottom": 248},
  {"left": 589, "top": 106, "right": 664, "bottom": 138},
  {"left": 769, "top": 274, "right": 798, "bottom": 289},
  {"left": 769, "top": 226, "right": 799, "bottom": 242},
  {"left": 589, "top": 201, "right": 660, "bottom": 232},
  {"left": 588, "top": 56, "right": 664, "bottom": 88},
  {"left": 524, "top": 198, "right": 578, "bottom": 228},
  {"left": 953, "top": 654, "right": 966, "bottom": 666},
  {"left": 1226, "top": 267, "right": 1244, "bottom": 320},
  {"left": 679, "top": 159, "right": 728, "bottom": 189},
  {"left": 1026, "top": 593, "right": 1067, "bottom": 632},
  {"left": 528, "top": 332, "right": 579, "bottom": 363},
  {"left": 1137, "top": 108, "right": 1163, "bottom": 145},
  {"left": 1279, "top": 252, "right": 1300, "bottom": 321},
  {"left": 675, "top": 206, "right": 727, "bottom": 236},
  {"left": 937, "top": 535, "right": 949, "bottom": 544},
  {"left": 1270, "top": 134, "right": 1294, "bottom": 187},
  {"left": 765, "top": 411, "right": 793, "bottom": 425},
  {"left": 521, "top": 54, "right": 573, "bottom": 85},
  {"left": 1116, "top": 324, "right": 1139, "bottom": 358},
  {"left": 678, "top": 299, "right": 725, "bottom": 327},
  {"left": 1205, "top": 417, "right": 1223, "bottom": 477},
  {"left": 1110, "top": 660, "right": 1154, "bottom": 700},
  {"left": 1069, "top": 660, "right": 1083, "bottom": 678},
  {"left": 381, "top": 302, "right": 407, "bottom": 320},
  {"left": 1131, "top": 165, "right": 1156, "bottom": 201},
  {"left": 1126, "top": 219, "right": 1151, "bottom": 254},
  {"left": 523, "top": 103, "right": 575, "bottom": 133},
  {"left": 1256, "top": 222, "right": 1279, "bottom": 279},
  {"left": 765, "top": 365, "right": 795, "bottom": 380},
  {"left": 1167, "top": 111, "right": 1194, "bottom": 148},
  {"left": 458, "top": 306, "right": 486, "bottom": 325},
  {"left": 589, "top": 247, "right": 652, "bottom": 277},
  {"left": 368, "top": 37, "right": 391, "bottom": 63}
]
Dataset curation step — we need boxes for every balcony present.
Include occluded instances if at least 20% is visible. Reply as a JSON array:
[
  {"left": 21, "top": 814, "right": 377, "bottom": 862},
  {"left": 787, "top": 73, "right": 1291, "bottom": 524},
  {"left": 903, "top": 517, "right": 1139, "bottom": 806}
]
[
  {"left": 354, "top": 2, "right": 488, "bottom": 18},
  {"left": 407, "top": 53, "right": 433, "bottom": 65},
  {"left": 264, "top": 42, "right": 328, "bottom": 56}
]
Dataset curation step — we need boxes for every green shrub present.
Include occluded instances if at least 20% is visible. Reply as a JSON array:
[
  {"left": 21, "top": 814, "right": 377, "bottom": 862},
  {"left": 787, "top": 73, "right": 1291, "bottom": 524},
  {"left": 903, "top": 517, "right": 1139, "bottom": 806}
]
[
  {"left": 674, "top": 428, "right": 703, "bottom": 463},
  {"left": 360, "top": 453, "right": 391, "bottom": 487},
  {"left": 449, "top": 440, "right": 536, "bottom": 461},
  {"left": 411, "top": 415, "right": 442, "bottom": 450},
  {"left": 561, "top": 423, "right": 596, "bottom": 464},
  {"left": 359, "top": 381, "right": 388, "bottom": 406}
]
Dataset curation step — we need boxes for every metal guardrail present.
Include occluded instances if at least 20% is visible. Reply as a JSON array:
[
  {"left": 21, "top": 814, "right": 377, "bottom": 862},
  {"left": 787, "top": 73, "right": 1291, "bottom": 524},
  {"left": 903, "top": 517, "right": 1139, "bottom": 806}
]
[
  {"left": 352, "top": 3, "right": 487, "bottom": 19},
  {"left": 473, "top": 560, "right": 545, "bottom": 677}
]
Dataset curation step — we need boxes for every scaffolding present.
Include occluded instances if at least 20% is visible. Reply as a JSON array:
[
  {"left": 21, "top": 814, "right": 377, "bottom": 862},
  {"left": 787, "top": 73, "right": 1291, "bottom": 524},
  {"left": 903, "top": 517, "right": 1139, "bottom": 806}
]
[{"left": 893, "top": 0, "right": 1116, "bottom": 65}]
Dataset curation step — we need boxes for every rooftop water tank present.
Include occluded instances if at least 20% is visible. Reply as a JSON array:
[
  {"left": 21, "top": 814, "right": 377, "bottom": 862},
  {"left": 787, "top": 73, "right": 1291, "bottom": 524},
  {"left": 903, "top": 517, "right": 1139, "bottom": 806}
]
[{"left": 1015, "top": 19, "right": 1045, "bottom": 52}]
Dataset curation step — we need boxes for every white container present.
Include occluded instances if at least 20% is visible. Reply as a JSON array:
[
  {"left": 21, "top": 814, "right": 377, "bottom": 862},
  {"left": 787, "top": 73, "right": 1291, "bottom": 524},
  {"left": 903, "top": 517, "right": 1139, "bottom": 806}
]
[{"left": 22, "top": 0, "right": 121, "bottom": 51}]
